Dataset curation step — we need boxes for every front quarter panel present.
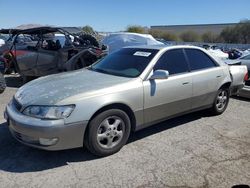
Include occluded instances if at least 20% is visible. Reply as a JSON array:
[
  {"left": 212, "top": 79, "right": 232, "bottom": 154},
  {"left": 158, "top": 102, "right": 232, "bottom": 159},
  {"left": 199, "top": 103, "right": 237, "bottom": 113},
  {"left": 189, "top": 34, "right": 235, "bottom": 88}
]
[{"left": 60, "top": 79, "right": 144, "bottom": 126}]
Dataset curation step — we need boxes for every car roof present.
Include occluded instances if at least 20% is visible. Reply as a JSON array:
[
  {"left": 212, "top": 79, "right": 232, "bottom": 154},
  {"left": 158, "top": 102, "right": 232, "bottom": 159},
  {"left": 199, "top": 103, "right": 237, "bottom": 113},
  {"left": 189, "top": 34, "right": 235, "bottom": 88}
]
[
  {"left": 11, "top": 26, "right": 81, "bottom": 35},
  {"left": 0, "top": 29, "right": 21, "bottom": 35}
]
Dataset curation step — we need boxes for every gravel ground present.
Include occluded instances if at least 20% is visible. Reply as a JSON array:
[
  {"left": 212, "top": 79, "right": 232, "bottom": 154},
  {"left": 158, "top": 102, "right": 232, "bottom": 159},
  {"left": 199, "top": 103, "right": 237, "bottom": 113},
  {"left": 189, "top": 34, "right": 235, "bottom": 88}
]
[{"left": 0, "top": 75, "right": 249, "bottom": 188}]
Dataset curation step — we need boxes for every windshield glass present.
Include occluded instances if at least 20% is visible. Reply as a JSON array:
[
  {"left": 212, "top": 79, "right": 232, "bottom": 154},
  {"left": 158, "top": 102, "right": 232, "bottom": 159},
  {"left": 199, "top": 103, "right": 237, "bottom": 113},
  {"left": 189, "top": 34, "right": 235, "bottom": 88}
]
[{"left": 91, "top": 48, "right": 158, "bottom": 78}]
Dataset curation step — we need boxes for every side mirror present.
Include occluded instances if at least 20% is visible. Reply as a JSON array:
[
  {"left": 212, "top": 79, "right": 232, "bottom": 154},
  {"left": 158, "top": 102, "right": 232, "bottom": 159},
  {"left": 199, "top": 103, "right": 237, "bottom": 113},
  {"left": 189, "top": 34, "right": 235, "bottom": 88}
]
[{"left": 150, "top": 70, "right": 169, "bottom": 80}]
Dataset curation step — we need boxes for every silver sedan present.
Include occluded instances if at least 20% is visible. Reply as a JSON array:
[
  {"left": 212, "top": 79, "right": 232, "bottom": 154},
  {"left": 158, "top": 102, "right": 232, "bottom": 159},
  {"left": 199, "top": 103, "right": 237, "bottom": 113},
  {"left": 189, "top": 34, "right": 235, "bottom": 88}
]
[{"left": 4, "top": 45, "right": 247, "bottom": 156}]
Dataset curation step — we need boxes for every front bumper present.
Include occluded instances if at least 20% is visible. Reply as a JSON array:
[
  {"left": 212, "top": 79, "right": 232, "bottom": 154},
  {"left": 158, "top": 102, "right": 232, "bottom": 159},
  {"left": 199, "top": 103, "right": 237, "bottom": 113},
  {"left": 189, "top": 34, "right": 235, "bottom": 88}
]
[{"left": 5, "top": 100, "right": 88, "bottom": 151}]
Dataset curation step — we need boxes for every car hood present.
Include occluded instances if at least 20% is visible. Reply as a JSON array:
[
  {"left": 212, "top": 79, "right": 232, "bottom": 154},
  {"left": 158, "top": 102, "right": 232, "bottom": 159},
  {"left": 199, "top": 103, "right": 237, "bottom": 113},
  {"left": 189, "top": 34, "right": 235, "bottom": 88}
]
[{"left": 15, "top": 69, "right": 132, "bottom": 106}]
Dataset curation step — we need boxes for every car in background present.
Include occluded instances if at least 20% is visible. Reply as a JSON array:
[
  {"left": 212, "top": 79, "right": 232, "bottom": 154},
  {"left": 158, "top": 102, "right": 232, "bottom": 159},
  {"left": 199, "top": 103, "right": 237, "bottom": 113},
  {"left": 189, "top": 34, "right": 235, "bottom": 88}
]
[
  {"left": 3, "top": 27, "right": 107, "bottom": 80},
  {"left": 0, "top": 57, "right": 6, "bottom": 94},
  {"left": 102, "top": 32, "right": 164, "bottom": 53},
  {"left": 0, "top": 38, "right": 5, "bottom": 47},
  {"left": 0, "top": 29, "right": 21, "bottom": 55},
  {"left": 5, "top": 45, "right": 247, "bottom": 156},
  {"left": 226, "top": 53, "right": 250, "bottom": 98},
  {"left": 202, "top": 44, "right": 228, "bottom": 59}
]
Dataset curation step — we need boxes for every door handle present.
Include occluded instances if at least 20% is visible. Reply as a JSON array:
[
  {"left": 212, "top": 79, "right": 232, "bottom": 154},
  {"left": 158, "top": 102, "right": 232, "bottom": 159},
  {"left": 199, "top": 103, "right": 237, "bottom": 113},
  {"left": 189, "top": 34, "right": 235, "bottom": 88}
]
[
  {"left": 216, "top": 75, "right": 222, "bottom": 78},
  {"left": 182, "top": 82, "right": 189, "bottom": 85}
]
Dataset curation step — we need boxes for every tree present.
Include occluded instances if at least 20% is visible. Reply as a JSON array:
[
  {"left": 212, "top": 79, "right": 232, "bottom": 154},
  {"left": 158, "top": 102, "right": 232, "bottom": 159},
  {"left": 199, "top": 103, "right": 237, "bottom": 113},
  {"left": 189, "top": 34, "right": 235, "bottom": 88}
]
[
  {"left": 220, "top": 20, "right": 250, "bottom": 44},
  {"left": 180, "top": 31, "right": 201, "bottom": 42},
  {"left": 149, "top": 29, "right": 179, "bottom": 41},
  {"left": 126, "top": 25, "right": 145, "bottom": 34},
  {"left": 202, "top": 32, "right": 218, "bottom": 43},
  {"left": 236, "top": 20, "right": 250, "bottom": 44},
  {"left": 82, "top": 25, "right": 95, "bottom": 34}
]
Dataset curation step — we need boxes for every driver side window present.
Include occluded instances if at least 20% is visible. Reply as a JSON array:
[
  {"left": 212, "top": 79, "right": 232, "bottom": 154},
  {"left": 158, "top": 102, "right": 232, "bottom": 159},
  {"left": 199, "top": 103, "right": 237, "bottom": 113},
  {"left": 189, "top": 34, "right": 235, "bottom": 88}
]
[{"left": 154, "top": 49, "right": 189, "bottom": 75}]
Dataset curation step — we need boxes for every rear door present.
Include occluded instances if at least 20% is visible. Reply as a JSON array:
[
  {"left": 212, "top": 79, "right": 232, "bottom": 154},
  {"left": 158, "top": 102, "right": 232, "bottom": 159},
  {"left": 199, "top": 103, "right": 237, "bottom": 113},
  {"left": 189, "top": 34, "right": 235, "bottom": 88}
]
[
  {"left": 184, "top": 48, "right": 223, "bottom": 109},
  {"left": 143, "top": 49, "right": 192, "bottom": 124}
]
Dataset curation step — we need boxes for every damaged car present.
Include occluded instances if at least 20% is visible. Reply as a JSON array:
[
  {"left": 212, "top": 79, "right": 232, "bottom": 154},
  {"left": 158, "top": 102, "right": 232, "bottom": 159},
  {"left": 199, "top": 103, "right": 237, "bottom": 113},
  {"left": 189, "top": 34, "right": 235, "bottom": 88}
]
[
  {"left": 226, "top": 53, "right": 250, "bottom": 98},
  {"left": 5, "top": 45, "right": 247, "bottom": 156},
  {"left": 0, "top": 57, "right": 6, "bottom": 93},
  {"left": 3, "top": 27, "right": 107, "bottom": 80}
]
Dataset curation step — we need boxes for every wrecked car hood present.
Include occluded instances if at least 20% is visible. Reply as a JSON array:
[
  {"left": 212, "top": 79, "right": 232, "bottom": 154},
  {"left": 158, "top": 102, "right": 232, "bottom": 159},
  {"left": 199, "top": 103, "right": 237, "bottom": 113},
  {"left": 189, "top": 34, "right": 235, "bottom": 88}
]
[
  {"left": 102, "top": 32, "right": 164, "bottom": 53},
  {"left": 15, "top": 69, "right": 132, "bottom": 106}
]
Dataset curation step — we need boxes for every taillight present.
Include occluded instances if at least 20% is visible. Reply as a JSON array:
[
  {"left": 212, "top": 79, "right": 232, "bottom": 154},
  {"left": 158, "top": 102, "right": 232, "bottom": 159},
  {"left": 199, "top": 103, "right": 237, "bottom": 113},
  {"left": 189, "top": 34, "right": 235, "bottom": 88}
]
[{"left": 244, "top": 72, "right": 249, "bottom": 81}]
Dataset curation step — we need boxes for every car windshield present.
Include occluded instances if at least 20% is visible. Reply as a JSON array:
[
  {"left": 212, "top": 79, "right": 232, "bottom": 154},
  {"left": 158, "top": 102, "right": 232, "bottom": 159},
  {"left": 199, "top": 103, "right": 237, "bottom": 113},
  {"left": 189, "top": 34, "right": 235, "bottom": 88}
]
[{"left": 90, "top": 48, "right": 158, "bottom": 78}]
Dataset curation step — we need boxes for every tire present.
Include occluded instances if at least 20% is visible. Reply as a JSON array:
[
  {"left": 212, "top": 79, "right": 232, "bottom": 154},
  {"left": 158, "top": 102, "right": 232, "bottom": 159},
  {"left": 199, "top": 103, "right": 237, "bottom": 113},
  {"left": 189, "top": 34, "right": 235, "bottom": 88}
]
[
  {"left": 84, "top": 109, "right": 131, "bottom": 156},
  {"left": 210, "top": 88, "right": 229, "bottom": 115},
  {"left": 0, "top": 73, "right": 6, "bottom": 94}
]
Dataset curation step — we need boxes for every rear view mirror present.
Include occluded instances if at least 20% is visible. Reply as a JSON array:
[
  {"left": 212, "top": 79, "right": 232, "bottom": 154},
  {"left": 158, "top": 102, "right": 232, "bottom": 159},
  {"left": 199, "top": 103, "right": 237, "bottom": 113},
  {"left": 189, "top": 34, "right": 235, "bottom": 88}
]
[{"left": 150, "top": 70, "right": 169, "bottom": 80}]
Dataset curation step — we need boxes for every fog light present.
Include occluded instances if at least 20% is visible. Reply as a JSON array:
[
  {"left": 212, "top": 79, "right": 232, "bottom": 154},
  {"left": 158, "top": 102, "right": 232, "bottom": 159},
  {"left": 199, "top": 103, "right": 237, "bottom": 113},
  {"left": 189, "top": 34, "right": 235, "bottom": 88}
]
[{"left": 39, "top": 138, "right": 58, "bottom": 146}]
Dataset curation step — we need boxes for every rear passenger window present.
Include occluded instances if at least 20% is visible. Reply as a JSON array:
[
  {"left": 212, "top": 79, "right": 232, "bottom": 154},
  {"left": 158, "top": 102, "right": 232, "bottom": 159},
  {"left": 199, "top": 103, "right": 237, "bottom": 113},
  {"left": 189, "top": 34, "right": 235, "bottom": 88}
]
[
  {"left": 185, "top": 49, "right": 217, "bottom": 71},
  {"left": 154, "top": 49, "right": 189, "bottom": 75}
]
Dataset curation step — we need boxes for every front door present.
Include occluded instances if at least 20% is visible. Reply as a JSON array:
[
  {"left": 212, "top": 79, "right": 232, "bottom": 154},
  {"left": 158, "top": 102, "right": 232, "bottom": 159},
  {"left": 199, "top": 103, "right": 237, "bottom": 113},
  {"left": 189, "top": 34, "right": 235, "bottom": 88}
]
[{"left": 143, "top": 49, "right": 192, "bottom": 124}]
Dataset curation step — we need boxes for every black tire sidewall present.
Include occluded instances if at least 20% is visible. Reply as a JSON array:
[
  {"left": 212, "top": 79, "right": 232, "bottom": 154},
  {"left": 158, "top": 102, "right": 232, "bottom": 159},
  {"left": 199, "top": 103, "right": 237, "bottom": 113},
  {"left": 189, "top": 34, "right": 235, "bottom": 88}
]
[{"left": 85, "top": 109, "right": 131, "bottom": 156}]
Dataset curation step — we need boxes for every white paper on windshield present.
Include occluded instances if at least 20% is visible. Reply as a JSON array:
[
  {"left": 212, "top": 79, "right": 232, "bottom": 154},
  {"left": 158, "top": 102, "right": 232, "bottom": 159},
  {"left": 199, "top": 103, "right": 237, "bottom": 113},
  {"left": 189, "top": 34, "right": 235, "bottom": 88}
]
[{"left": 134, "top": 51, "right": 151, "bottom": 57}]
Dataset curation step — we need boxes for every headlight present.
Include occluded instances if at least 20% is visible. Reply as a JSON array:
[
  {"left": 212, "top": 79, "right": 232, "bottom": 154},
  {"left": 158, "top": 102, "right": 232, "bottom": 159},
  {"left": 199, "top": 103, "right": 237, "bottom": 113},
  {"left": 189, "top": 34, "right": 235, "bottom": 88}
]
[{"left": 23, "top": 105, "right": 75, "bottom": 119}]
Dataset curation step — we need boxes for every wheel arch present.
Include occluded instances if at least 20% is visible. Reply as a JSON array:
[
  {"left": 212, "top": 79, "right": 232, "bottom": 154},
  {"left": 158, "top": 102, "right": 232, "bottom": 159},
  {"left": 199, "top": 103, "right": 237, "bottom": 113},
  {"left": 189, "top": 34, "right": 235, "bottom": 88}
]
[
  {"left": 87, "top": 103, "right": 137, "bottom": 132},
  {"left": 219, "top": 82, "right": 231, "bottom": 89}
]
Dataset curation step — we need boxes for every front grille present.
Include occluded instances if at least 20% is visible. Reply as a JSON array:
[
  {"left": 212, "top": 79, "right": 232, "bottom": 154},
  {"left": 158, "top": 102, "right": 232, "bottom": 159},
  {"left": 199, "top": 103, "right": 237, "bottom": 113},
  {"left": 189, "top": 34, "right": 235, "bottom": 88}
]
[{"left": 12, "top": 97, "right": 22, "bottom": 111}]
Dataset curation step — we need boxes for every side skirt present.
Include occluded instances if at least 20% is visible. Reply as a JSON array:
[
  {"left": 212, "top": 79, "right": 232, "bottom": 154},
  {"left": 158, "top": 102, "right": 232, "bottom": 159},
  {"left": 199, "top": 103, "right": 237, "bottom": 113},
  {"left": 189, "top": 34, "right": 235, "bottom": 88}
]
[{"left": 134, "top": 104, "right": 212, "bottom": 132}]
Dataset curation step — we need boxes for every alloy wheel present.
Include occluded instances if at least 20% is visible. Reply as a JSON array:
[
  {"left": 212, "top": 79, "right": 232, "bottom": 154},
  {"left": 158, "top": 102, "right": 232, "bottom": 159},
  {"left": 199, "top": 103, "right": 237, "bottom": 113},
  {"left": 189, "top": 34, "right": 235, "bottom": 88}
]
[
  {"left": 97, "top": 116, "right": 125, "bottom": 149},
  {"left": 216, "top": 90, "right": 228, "bottom": 111}
]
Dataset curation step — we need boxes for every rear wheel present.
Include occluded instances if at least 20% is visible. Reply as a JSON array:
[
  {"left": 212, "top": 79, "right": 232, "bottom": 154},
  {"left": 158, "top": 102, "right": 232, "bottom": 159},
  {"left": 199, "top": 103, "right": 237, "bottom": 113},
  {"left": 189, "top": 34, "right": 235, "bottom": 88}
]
[
  {"left": 210, "top": 88, "right": 229, "bottom": 115},
  {"left": 84, "top": 109, "right": 131, "bottom": 156}
]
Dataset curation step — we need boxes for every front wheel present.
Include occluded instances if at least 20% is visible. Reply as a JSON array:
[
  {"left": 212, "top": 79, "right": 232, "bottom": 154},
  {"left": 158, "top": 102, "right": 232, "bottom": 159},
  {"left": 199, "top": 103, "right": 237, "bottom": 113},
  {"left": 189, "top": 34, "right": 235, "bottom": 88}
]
[
  {"left": 84, "top": 109, "right": 131, "bottom": 156},
  {"left": 210, "top": 88, "right": 229, "bottom": 115}
]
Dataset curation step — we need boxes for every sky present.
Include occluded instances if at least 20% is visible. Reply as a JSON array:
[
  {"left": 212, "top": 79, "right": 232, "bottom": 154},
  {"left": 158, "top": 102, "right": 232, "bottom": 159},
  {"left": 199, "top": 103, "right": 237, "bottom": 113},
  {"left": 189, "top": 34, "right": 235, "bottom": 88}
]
[{"left": 0, "top": 0, "right": 249, "bottom": 32}]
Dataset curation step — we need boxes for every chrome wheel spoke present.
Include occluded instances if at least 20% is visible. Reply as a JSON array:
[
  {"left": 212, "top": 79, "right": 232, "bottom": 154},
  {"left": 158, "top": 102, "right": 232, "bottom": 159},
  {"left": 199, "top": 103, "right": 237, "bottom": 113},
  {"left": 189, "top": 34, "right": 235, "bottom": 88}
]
[
  {"left": 116, "top": 130, "right": 123, "bottom": 139},
  {"left": 216, "top": 103, "right": 222, "bottom": 108},
  {"left": 97, "top": 133, "right": 107, "bottom": 141},
  {"left": 107, "top": 137, "right": 113, "bottom": 147},
  {"left": 113, "top": 119, "right": 121, "bottom": 129},
  {"left": 102, "top": 119, "right": 111, "bottom": 130}
]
